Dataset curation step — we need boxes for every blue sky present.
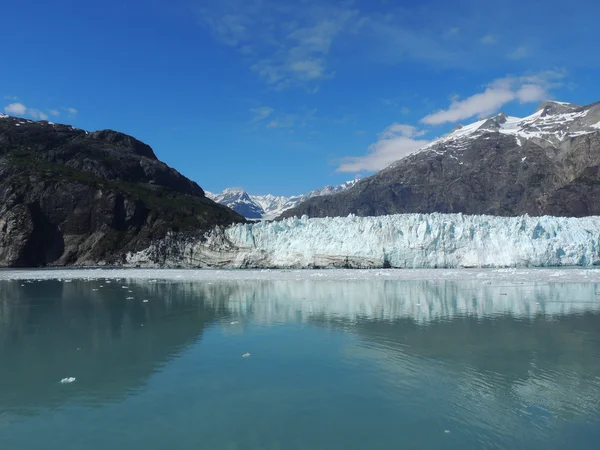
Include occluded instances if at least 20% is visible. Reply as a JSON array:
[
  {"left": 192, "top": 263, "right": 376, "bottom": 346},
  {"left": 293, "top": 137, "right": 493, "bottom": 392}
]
[{"left": 3, "top": 0, "right": 600, "bottom": 196}]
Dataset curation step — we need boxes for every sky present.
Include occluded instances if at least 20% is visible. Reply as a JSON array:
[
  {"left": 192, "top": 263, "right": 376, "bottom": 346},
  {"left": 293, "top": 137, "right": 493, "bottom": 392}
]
[{"left": 2, "top": 0, "right": 600, "bottom": 196}]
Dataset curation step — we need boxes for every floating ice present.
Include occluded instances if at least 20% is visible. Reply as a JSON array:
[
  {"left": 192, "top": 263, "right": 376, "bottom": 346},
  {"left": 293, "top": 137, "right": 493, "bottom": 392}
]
[
  {"left": 242, "top": 353, "right": 251, "bottom": 358},
  {"left": 60, "top": 377, "right": 76, "bottom": 384}
]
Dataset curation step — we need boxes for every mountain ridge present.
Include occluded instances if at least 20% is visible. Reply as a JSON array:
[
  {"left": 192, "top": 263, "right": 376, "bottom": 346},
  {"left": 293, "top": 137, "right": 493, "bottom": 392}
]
[
  {"left": 207, "top": 179, "right": 359, "bottom": 219},
  {"left": 281, "top": 100, "right": 600, "bottom": 219}
]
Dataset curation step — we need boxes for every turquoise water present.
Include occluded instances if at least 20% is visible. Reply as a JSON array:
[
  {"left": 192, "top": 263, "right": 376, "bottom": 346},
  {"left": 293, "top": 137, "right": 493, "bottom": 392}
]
[{"left": 1, "top": 276, "right": 600, "bottom": 449}]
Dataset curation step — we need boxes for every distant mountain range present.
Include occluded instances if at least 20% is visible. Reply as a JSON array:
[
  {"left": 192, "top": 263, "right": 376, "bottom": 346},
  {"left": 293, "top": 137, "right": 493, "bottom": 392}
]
[
  {"left": 282, "top": 100, "right": 600, "bottom": 219},
  {"left": 206, "top": 179, "right": 359, "bottom": 219}
]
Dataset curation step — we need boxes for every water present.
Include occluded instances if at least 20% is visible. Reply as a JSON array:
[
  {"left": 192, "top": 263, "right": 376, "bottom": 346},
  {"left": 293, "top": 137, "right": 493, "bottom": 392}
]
[{"left": 1, "top": 273, "right": 600, "bottom": 449}]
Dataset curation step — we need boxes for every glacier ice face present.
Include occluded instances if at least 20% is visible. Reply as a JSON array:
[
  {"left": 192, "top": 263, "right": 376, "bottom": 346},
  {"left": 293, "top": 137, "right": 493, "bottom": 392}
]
[{"left": 126, "top": 213, "right": 600, "bottom": 269}]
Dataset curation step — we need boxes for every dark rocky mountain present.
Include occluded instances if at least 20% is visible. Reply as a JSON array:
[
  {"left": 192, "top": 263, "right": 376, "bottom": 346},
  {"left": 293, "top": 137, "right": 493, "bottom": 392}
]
[
  {"left": 281, "top": 101, "right": 600, "bottom": 219},
  {"left": 0, "top": 115, "right": 244, "bottom": 267}
]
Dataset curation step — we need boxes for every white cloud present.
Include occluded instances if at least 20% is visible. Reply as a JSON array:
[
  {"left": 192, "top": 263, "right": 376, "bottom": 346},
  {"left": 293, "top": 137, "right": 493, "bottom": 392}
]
[
  {"left": 515, "top": 84, "right": 547, "bottom": 103},
  {"left": 421, "top": 88, "right": 515, "bottom": 125},
  {"left": 4, "top": 101, "right": 74, "bottom": 121},
  {"left": 4, "top": 102, "right": 27, "bottom": 115},
  {"left": 380, "top": 123, "right": 426, "bottom": 139},
  {"left": 480, "top": 34, "right": 496, "bottom": 45},
  {"left": 421, "top": 71, "right": 564, "bottom": 125},
  {"left": 337, "top": 123, "right": 430, "bottom": 173}
]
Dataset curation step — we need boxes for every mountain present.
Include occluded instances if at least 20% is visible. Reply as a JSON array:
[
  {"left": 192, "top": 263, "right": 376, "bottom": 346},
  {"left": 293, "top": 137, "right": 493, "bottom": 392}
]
[
  {"left": 281, "top": 101, "right": 600, "bottom": 219},
  {"left": 207, "top": 180, "right": 359, "bottom": 219},
  {"left": 205, "top": 188, "right": 265, "bottom": 219},
  {"left": 0, "top": 115, "right": 243, "bottom": 267}
]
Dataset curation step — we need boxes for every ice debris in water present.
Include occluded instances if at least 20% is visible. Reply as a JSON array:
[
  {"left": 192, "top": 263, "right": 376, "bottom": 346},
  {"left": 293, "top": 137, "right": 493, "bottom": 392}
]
[
  {"left": 126, "top": 296, "right": 134, "bottom": 300},
  {"left": 143, "top": 299, "right": 149, "bottom": 303},
  {"left": 230, "top": 321, "right": 239, "bottom": 325},
  {"left": 61, "top": 377, "right": 76, "bottom": 384},
  {"left": 242, "top": 353, "right": 251, "bottom": 358}
]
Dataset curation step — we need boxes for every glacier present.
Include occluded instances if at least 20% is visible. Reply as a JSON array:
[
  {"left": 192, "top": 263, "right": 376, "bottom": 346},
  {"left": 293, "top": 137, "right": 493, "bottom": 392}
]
[{"left": 125, "top": 213, "right": 600, "bottom": 268}]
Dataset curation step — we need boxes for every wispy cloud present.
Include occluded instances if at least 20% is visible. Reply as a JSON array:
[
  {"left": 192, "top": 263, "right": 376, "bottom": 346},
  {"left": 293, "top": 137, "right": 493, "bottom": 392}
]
[
  {"left": 65, "top": 107, "right": 78, "bottom": 118},
  {"left": 480, "top": 34, "right": 496, "bottom": 45},
  {"left": 28, "top": 109, "right": 49, "bottom": 120},
  {"left": 507, "top": 45, "right": 529, "bottom": 60},
  {"left": 337, "top": 123, "right": 430, "bottom": 173},
  {"left": 198, "top": 0, "right": 356, "bottom": 89},
  {"left": 421, "top": 70, "right": 565, "bottom": 125},
  {"left": 249, "top": 106, "right": 274, "bottom": 123},
  {"left": 4, "top": 101, "right": 77, "bottom": 121},
  {"left": 249, "top": 106, "right": 316, "bottom": 131}
]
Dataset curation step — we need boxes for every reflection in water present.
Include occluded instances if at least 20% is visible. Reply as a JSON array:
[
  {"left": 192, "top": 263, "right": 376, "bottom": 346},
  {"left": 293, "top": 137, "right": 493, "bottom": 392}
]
[
  {"left": 1, "top": 277, "right": 600, "bottom": 450},
  {"left": 0, "top": 280, "right": 231, "bottom": 410}
]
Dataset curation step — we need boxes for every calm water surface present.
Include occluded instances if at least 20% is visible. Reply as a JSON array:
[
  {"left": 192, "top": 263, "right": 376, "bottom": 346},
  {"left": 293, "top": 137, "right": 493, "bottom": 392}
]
[{"left": 1, "top": 275, "right": 600, "bottom": 449}]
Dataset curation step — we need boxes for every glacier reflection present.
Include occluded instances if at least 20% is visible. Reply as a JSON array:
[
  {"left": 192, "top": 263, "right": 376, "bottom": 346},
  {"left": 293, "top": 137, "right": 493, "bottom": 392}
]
[
  {"left": 203, "top": 279, "right": 600, "bottom": 323},
  {"left": 1, "top": 276, "right": 599, "bottom": 443}
]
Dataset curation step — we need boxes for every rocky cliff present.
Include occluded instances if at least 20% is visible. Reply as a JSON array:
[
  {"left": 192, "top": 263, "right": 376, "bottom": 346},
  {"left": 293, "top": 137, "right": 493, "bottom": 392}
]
[
  {"left": 0, "top": 115, "right": 244, "bottom": 267},
  {"left": 281, "top": 101, "right": 600, "bottom": 219}
]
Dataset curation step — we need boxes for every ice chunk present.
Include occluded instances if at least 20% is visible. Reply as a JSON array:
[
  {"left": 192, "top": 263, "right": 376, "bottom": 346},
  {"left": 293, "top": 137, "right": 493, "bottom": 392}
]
[{"left": 60, "top": 377, "right": 76, "bottom": 384}]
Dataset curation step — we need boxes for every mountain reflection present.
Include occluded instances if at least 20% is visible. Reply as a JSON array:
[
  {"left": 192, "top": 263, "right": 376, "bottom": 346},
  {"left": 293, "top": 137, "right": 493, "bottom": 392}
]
[{"left": 0, "top": 280, "right": 232, "bottom": 410}]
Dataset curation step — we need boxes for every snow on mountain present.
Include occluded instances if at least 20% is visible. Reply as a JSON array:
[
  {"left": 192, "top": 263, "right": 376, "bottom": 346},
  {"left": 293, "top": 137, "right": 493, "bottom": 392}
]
[
  {"left": 283, "top": 100, "right": 600, "bottom": 219},
  {"left": 205, "top": 188, "right": 264, "bottom": 219},
  {"left": 0, "top": 113, "right": 8, "bottom": 119},
  {"left": 128, "top": 212, "right": 600, "bottom": 269},
  {"left": 208, "top": 179, "right": 360, "bottom": 219},
  {"left": 421, "top": 100, "right": 600, "bottom": 155}
]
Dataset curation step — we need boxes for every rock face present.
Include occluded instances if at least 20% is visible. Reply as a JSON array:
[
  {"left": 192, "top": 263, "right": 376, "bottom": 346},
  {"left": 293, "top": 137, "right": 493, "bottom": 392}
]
[
  {"left": 0, "top": 116, "right": 244, "bottom": 267},
  {"left": 281, "top": 101, "right": 600, "bottom": 219}
]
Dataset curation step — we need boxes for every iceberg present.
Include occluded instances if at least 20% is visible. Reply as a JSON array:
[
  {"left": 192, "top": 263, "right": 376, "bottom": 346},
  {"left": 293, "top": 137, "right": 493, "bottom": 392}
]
[{"left": 126, "top": 213, "right": 600, "bottom": 269}]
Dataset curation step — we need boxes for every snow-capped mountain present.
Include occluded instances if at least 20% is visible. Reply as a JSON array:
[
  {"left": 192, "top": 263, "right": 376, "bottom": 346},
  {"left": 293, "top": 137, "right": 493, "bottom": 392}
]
[
  {"left": 204, "top": 188, "right": 264, "bottom": 219},
  {"left": 418, "top": 100, "right": 600, "bottom": 156},
  {"left": 206, "top": 179, "right": 359, "bottom": 219},
  {"left": 282, "top": 100, "right": 600, "bottom": 219}
]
